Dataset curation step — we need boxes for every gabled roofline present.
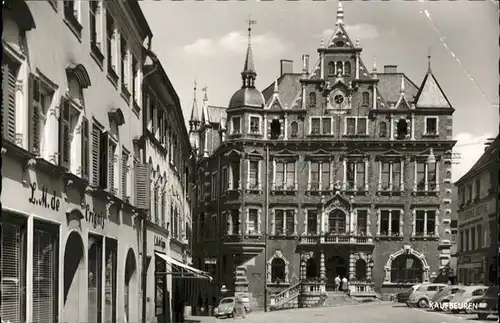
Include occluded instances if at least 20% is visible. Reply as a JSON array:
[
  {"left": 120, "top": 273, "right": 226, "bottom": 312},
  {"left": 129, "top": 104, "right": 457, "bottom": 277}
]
[
  {"left": 414, "top": 72, "right": 453, "bottom": 108},
  {"left": 454, "top": 135, "right": 499, "bottom": 185}
]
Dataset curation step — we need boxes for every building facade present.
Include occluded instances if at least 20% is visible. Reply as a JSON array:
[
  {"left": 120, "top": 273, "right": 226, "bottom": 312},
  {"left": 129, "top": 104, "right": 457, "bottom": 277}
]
[
  {"left": 455, "top": 136, "right": 499, "bottom": 286},
  {"left": 191, "top": 4, "right": 457, "bottom": 309},
  {"left": 141, "top": 60, "right": 200, "bottom": 323},
  {"left": 1, "top": 0, "right": 151, "bottom": 322}
]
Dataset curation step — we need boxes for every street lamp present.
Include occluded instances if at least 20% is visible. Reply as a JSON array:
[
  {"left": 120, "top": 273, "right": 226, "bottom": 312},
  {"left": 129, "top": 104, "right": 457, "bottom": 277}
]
[{"left": 427, "top": 148, "right": 436, "bottom": 165}]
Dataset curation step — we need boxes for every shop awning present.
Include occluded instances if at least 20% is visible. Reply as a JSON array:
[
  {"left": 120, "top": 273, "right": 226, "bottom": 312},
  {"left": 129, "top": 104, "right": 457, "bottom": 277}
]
[{"left": 155, "top": 252, "right": 212, "bottom": 281}]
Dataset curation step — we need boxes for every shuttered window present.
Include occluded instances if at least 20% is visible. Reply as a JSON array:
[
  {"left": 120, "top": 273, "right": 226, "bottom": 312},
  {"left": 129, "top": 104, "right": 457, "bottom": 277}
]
[
  {"left": 81, "top": 117, "right": 90, "bottom": 179},
  {"left": 108, "top": 139, "right": 116, "bottom": 194},
  {"left": 0, "top": 219, "right": 26, "bottom": 323},
  {"left": 99, "top": 131, "right": 109, "bottom": 189},
  {"left": 160, "top": 193, "right": 165, "bottom": 227},
  {"left": 91, "top": 124, "right": 101, "bottom": 186},
  {"left": 104, "top": 239, "right": 117, "bottom": 323},
  {"left": 88, "top": 235, "right": 103, "bottom": 323},
  {"left": 59, "top": 100, "right": 72, "bottom": 168},
  {"left": 121, "top": 151, "right": 129, "bottom": 200},
  {"left": 28, "top": 74, "right": 42, "bottom": 155},
  {"left": 2, "top": 58, "right": 19, "bottom": 142},
  {"left": 134, "top": 163, "right": 151, "bottom": 210},
  {"left": 32, "top": 223, "right": 58, "bottom": 323}
]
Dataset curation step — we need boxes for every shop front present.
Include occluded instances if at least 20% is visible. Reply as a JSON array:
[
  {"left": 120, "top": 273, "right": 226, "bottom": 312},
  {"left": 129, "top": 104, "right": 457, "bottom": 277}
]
[{"left": 0, "top": 156, "right": 141, "bottom": 323}]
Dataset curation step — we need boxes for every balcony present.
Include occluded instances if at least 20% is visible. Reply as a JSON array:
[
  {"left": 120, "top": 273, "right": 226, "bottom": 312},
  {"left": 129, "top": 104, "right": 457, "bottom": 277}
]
[
  {"left": 298, "top": 233, "right": 375, "bottom": 246},
  {"left": 221, "top": 234, "right": 265, "bottom": 258}
]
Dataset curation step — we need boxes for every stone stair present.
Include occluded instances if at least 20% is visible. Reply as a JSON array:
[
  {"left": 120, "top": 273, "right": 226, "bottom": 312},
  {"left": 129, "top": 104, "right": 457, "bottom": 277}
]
[{"left": 323, "top": 291, "right": 358, "bottom": 307}]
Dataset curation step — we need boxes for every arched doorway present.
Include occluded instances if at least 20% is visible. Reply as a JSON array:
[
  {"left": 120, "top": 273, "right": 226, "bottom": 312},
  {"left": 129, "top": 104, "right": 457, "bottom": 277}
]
[
  {"left": 355, "top": 259, "right": 367, "bottom": 281},
  {"left": 328, "top": 209, "right": 346, "bottom": 234},
  {"left": 326, "top": 256, "right": 346, "bottom": 290},
  {"left": 124, "top": 249, "right": 138, "bottom": 323},
  {"left": 63, "top": 231, "right": 85, "bottom": 323},
  {"left": 390, "top": 254, "right": 423, "bottom": 284},
  {"left": 271, "top": 258, "right": 286, "bottom": 284},
  {"left": 306, "top": 257, "right": 318, "bottom": 279}
]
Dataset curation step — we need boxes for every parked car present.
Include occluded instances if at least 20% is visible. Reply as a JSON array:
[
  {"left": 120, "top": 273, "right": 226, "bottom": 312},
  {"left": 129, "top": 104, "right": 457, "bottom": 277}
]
[
  {"left": 449, "top": 285, "right": 488, "bottom": 314},
  {"left": 395, "top": 285, "right": 421, "bottom": 304},
  {"left": 214, "top": 297, "right": 249, "bottom": 318},
  {"left": 469, "top": 285, "right": 499, "bottom": 320},
  {"left": 407, "top": 283, "right": 447, "bottom": 308},
  {"left": 430, "top": 285, "right": 463, "bottom": 311}
]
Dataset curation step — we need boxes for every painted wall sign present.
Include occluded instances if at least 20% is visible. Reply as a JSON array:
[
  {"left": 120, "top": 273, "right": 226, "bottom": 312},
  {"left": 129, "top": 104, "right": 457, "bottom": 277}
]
[
  {"left": 84, "top": 204, "right": 106, "bottom": 229},
  {"left": 154, "top": 236, "right": 166, "bottom": 249},
  {"left": 463, "top": 199, "right": 494, "bottom": 220},
  {"left": 28, "top": 182, "right": 61, "bottom": 211}
]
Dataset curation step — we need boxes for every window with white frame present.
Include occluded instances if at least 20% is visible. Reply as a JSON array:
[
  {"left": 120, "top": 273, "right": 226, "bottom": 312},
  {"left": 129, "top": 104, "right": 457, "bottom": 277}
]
[
  {"left": 120, "top": 36, "right": 130, "bottom": 95},
  {"left": 290, "top": 121, "right": 298, "bottom": 137},
  {"left": 28, "top": 74, "right": 54, "bottom": 158},
  {"left": 106, "top": 11, "right": 118, "bottom": 77},
  {"left": 379, "top": 161, "right": 402, "bottom": 191},
  {"left": 107, "top": 136, "right": 118, "bottom": 195},
  {"left": 247, "top": 208, "right": 259, "bottom": 234},
  {"left": 415, "top": 161, "right": 437, "bottom": 191},
  {"left": 249, "top": 116, "right": 261, "bottom": 134},
  {"left": 307, "top": 210, "right": 318, "bottom": 235},
  {"left": 211, "top": 172, "right": 217, "bottom": 199},
  {"left": 221, "top": 166, "right": 229, "bottom": 193},
  {"left": 231, "top": 116, "right": 241, "bottom": 134},
  {"left": 356, "top": 209, "right": 368, "bottom": 235},
  {"left": 309, "top": 161, "right": 319, "bottom": 190},
  {"left": 424, "top": 117, "right": 438, "bottom": 135},
  {"left": 308, "top": 161, "right": 330, "bottom": 191},
  {"left": 415, "top": 210, "right": 436, "bottom": 236},
  {"left": 274, "top": 209, "right": 295, "bottom": 235},
  {"left": 309, "top": 117, "right": 332, "bottom": 135},
  {"left": 345, "top": 160, "right": 366, "bottom": 191},
  {"left": 474, "top": 178, "right": 481, "bottom": 200},
  {"left": 89, "top": 1, "right": 103, "bottom": 55},
  {"left": 230, "top": 209, "right": 240, "bottom": 235},
  {"left": 63, "top": 0, "right": 82, "bottom": 36},
  {"left": 378, "top": 209, "right": 401, "bottom": 236},
  {"left": 274, "top": 161, "right": 295, "bottom": 190},
  {"left": 345, "top": 117, "right": 368, "bottom": 135},
  {"left": 229, "top": 160, "right": 240, "bottom": 190},
  {"left": 131, "top": 55, "right": 139, "bottom": 104},
  {"left": 247, "top": 160, "right": 260, "bottom": 190},
  {"left": 59, "top": 98, "right": 81, "bottom": 172}
]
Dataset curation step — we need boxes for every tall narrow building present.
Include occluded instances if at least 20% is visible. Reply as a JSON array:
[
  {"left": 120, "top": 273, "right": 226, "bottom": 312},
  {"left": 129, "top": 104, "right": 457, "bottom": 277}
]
[{"left": 193, "top": 3, "right": 457, "bottom": 311}]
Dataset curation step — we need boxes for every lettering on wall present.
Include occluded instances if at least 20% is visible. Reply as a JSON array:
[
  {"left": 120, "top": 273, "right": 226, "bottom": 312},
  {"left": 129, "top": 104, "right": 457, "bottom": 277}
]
[
  {"left": 154, "top": 236, "right": 166, "bottom": 249},
  {"left": 28, "top": 182, "right": 61, "bottom": 211},
  {"left": 464, "top": 200, "right": 493, "bottom": 220},
  {"left": 84, "top": 204, "right": 106, "bottom": 229}
]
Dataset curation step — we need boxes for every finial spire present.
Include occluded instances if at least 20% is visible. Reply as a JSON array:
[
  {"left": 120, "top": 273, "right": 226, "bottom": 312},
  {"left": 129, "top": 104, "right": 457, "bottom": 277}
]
[
  {"left": 427, "top": 46, "right": 432, "bottom": 73},
  {"left": 372, "top": 56, "right": 377, "bottom": 72},
  {"left": 189, "top": 79, "right": 200, "bottom": 125},
  {"left": 274, "top": 79, "right": 279, "bottom": 93},
  {"left": 320, "top": 36, "right": 325, "bottom": 48},
  {"left": 336, "top": 2, "right": 344, "bottom": 26},
  {"left": 400, "top": 74, "right": 405, "bottom": 94},
  {"left": 242, "top": 16, "right": 257, "bottom": 88},
  {"left": 202, "top": 85, "right": 208, "bottom": 103}
]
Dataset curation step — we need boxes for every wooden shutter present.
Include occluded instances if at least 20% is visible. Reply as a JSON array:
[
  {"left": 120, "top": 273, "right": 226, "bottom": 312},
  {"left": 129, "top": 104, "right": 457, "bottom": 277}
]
[
  {"left": 2, "top": 60, "right": 18, "bottom": 141},
  {"left": 134, "top": 163, "right": 151, "bottom": 210},
  {"left": 107, "top": 140, "right": 115, "bottom": 194},
  {"left": 0, "top": 222, "right": 22, "bottom": 323},
  {"left": 58, "top": 99, "right": 71, "bottom": 169},
  {"left": 91, "top": 125, "right": 101, "bottom": 187},
  {"left": 99, "top": 131, "right": 109, "bottom": 189},
  {"left": 121, "top": 152, "right": 128, "bottom": 200},
  {"left": 28, "top": 74, "right": 41, "bottom": 154},
  {"left": 32, "top": 226, "right": 57, "bottom": 323},
  {"left": 81, "top": 117, "right": 90, "bottom": 179}
]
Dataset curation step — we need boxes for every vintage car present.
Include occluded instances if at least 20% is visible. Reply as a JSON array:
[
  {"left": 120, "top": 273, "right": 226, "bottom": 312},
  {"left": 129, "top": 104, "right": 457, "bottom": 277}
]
[
  {"left": 449, "top": 285, "right": 487, "bottom": 314},
  {"left": 429, "top": 285, "right": 463, "bottom": 311},
  {"left": 395, "top": 285, "right": 420, "bottom": 304},
  {"left": 406, "top": 283, "right": 447, "bottom": 308},
  {"left": 469, "top": 285, "right": 499, "bottom": 320},
  {"left": 214, "top": 297, "right": 249, "bottom": 318}
]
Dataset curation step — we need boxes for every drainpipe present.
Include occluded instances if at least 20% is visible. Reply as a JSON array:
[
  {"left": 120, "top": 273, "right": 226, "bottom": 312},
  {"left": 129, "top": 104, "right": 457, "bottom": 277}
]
[
  {"left": 141, "top": 38, "right": 159, "bottom": 323},
  {"left": 264, "top": 145, "right": 269, "bottom": 312}
]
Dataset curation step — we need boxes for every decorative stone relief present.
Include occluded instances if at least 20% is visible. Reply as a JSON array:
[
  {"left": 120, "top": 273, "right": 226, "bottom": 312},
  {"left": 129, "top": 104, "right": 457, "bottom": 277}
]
[
  {"left": 267, "top": 250, "right": 290, "bottom": 283},
  {"left": 383, "top": 245, "right": 430, "bottom": 283}
]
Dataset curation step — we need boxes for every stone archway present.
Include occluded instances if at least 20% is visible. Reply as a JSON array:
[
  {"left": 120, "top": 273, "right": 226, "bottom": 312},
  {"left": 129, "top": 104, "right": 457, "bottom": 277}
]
[
  {"left": 267, "top": 250, "right": 289, "bottom": 284},
  {"left": 383, "top": 245, "right": 430, "bottom": 283},
  {"left": 124, "top": 248, "right": 138, "bottom": 322},
  {"left": 63, "top": 231, "right": 85, "bottom": 323}
]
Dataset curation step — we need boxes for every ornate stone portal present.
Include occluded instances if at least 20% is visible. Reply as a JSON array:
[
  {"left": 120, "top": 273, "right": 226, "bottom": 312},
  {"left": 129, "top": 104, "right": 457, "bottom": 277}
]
[
  {"left": 383, "top": 245, "right": 430, "bottom": 283},
  {"left": 267, "top": 250, "right": 290, "bottom": 283}
]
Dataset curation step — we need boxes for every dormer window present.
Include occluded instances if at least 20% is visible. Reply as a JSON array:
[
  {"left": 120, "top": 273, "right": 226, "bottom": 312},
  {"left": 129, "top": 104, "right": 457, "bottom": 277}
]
[
  {"left": 231, "top": 116, "right": 241, "bottom": 134},
  {"left": 270, "top": 119, "right": 281, "bottom": 139},
  {"left": 344, "top": 62, "right": 351, "bottom": 76},
  {"left": 309, "top": 92, "right": 316, "bottom": 107},
  {"left": 336, "top": 62, "right": 343, "bottom": 75},
  {"left": 379, "top": 121, "right": 387, "bottom": 138},
  {"left": 424, "top": 117, "right": 438, "bottom": 136},
  {"left": 362, "top": 92, "right": 370, "bottom": 106},
  {"left": 328, "top": 62, "right": 335, "bottom": 75},
  {"left": 396, "top": 119, "right": 408, "bottom": 140},
  {"left": 290, "top": 122, "right": 298, "bottom": 137},
  {"left": 249, "top": 116, "right": 260, "bottom": 134}
]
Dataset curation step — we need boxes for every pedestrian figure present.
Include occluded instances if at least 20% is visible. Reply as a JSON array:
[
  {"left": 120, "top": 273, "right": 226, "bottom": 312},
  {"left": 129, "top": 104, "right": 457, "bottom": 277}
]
[
  {"left": 334, "top": 275, "right": 341, "bottom": 292},
  {"left": 342, "top": 276, "right": 348, "bottom": 292},
  {"left": 234, "top": 296, "right": 246, "bottom": 319}
]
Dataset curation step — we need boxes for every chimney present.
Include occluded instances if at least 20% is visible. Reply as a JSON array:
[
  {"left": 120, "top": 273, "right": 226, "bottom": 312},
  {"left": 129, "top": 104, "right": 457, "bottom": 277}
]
[
  {"left": 484, "top": 138, "right": 495, "bottom": 151},
  {"left": 384, "top": 65, "right": 398, "bottom": 73},
  {"left": 302, "top": 55, "right": 310, "bottom": 74},
  {"left": 280, "top": 59, "right": 293, "bottom": 76}
]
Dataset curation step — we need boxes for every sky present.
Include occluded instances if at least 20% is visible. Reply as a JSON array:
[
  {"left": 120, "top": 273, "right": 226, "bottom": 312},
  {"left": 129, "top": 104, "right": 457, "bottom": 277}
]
[{"left": 139, "top": 1, "right": 498, "bottom": 182}]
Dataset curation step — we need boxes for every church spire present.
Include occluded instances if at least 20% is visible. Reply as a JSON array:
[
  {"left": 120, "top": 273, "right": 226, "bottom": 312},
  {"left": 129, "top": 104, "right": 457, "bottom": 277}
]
[
  {"left": 336, "top": 2, "right": 344, "bottom": 26},
  {"left": 189, "top": 80, "right": 200, "bottom": 128},
  {"left": 241, "top": 16, "right": 257, "bottom": 89}
]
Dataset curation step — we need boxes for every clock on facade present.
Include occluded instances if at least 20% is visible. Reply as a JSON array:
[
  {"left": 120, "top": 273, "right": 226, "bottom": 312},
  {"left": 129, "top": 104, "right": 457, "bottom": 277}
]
[
  {"left": 334, "top": 94, "right": 344, "bottom": 104},
  {"left": 330, "top": 91, "right": 347, "bottom": 110}
]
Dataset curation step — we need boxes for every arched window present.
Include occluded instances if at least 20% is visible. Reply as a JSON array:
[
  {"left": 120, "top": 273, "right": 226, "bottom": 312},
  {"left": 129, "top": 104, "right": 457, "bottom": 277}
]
[
  {"left": 336, "top": 62, "right": 343, "bottom": 75},
  {"left": 328, "top": 62, "right": 335, "bottom": 75},
  {"left": 355, "top": 259, "right": 367, "bottom": 281},
  {"left": 290, "top": 121, "right": 298, "bottom": 137},
  {"left": 309, "top": 92, "right": 316, "bottom": 106},
  {"left": 344, "top": 62, "right": 351, "bottom": 76},
  {"left": 271, "top": 258, "right": 286, "bottom": 283},
  {"left": 362, "top": 92, "right": 370, "bottom": 106},
  {"left": 328, "top": 209, "right": 346, "bottom": 234},
  {"left": 390, "top": 254, "right": 423, "bottom": 283},
  {"left": 379, "top": 121, "right": 387, "bottom": 137},
  {"left": 396, "top": 119, "right": 408, "bottom": 140}
]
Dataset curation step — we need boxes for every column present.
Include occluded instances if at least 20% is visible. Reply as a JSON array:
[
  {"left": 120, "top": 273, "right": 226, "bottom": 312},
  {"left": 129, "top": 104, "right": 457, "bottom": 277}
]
[
  {"left": 355, "top": 53, "right": 360, "bottom": 79},
  {"left": 272, "top": 159, "right": 276, "bottom": 190},
  {"left": 389, "top": 117, "right": 394, "bottom": 140},
  {"left": 264, "top": 115, "right": 268, "bottom": 138},
  {"left": 372, "top": 86, "right": 377, "bottom": 109},
  {"left": 364, "top": 158, "right": 369, "bottom": 191},
  {"left": 258, "top": 160, "right": 262, "bottom": 190},
  {"left": 342, "top": 159, "right": 347, "bottom": 190},
  {"left": 411, "top": 113, "right": 415, "bottom": 140},
  {"left": 301, "top": 84, "right": 306, "bottom": 110},
  {"left": 238, "top": 160, "right": 243, "bottom": 189},
  {"left": 413, "top": 162, "right": 417, "bottom": 191},
  {"left": 342, "top": 61, "right": 345, "bottom": 76},
  {"left": 387, "top": 211, "right": 392, "bottom": 236},
  {"left": 270, "top": 209, "right": 275, "bottom": 235},
  {"left": 329, "top": 159, "right": 334, "bottom": 189},
  {"left": 284, "top": 115, "right": 288, "bottom": 139},
  {"left": 400, "top": 159, "right": 405, "bottom": 190},
  {"left": 257, "top": 209, "right": 262, "bottom": 234},
  {"left": 435, "top": 161, "right": 440, "bottom": 192},
  {"left": 307, "top": 160, "right": 311, "bottom": 191},
  {"left": 366, "top": 255, "right": 373, "bottom": 281},
  {"left": 412, "top": 209, "right": 416, "bottom": 236},
  {"left": 318, "top": 209, "right": 322, "bottom": 235},
  {"left": 435, "top": 210, "right": 439, "bottom": 235},
  {"left": 320, "top": 251, "right": 326, "bottom": 281},
  {"left": 399, "top": 209, "right": 404, "bottom": 235},
  {"left": 423, "top": 211, "right": 428, "bottom": 236},
  {"left": 376, "top": 210, "right": 381, "bottom": 235},
  {"left": 294, "top": 162, "right": 298, "bottom": 190},
  {"left": 318, "top": 162, "right": 323, "bottom": 191},
  {"left": 228, "top": 163, "right": 233, "bottom": 190},
  {"left": 320, "top": 53, "right": 325, "bottom": 79},
  {"left": 424, "top": 163, "right": 429, "bottom": 191},
  {"left": 348, "top": 253, "right": 355, "bottom": 280},
  {"left": 303, "top": 209, "right": 308, "bottom": 235},
  {"left": 246, "top": 159, "right": 250, "bottom": 189},
  {"left": 377, "top": 161, "right": 382, "bottom": 191}
]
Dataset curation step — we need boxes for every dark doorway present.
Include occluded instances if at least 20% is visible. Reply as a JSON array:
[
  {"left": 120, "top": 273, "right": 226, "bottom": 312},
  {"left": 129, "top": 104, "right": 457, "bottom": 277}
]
[
  {"left": 306, "top": 257, "right": 318, "bottom": 279},
  {"left": 396, "top": 119, "right": 408, "bottom": 140},
  {"left": 270, "top": 119, "right": 281, "bottom": 139},
  {"left": 355, "top": 259, "right": 367, "bottom": 280},
  {"left": 63, "top": 231, "right": 85, "bottom": 323},
  {"left": 326, "top": 256, "right": 346, "bottom": 290}
]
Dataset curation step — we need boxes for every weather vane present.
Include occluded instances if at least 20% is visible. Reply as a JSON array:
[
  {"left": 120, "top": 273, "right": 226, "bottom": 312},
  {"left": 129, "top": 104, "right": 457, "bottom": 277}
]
[{"left": 246, "top": 15, "right": 257, "bottom": 41}]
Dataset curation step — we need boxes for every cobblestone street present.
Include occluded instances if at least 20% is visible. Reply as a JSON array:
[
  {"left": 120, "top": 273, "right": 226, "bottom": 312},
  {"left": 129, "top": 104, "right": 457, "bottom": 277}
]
[{"left": 188, "top": 302, "right": 499, "bottom": 323}]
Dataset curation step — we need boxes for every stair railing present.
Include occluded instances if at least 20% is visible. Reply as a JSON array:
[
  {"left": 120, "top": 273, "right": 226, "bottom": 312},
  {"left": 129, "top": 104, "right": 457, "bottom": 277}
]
[{"left": 270, "top": 282, "right": 302, "bottom": 309}]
